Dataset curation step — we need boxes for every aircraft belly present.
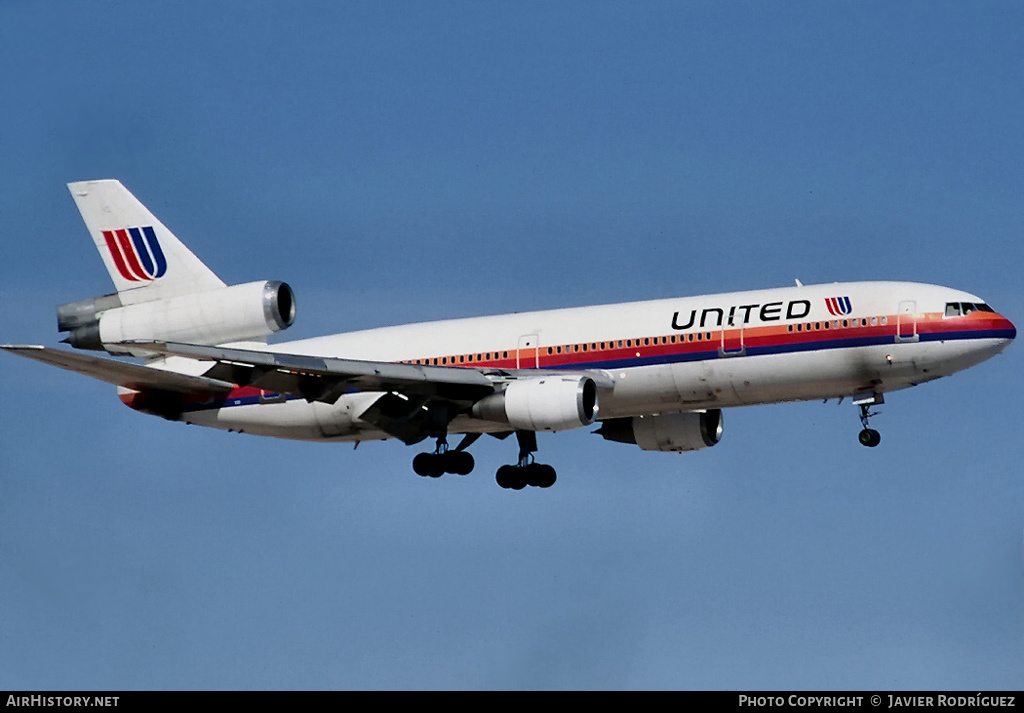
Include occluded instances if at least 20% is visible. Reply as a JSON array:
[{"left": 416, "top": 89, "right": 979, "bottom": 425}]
[
  {"left": 598, "top": 340, "right": 967, "bottom": 416},
  {"left": 313, "top": 392, "right": 379, "bottom": 438},
  {"left": 184, "top": 399, "right": 327, "bottom": 441},
  {"left": 601, "top": 363, "right": 724, "bottom": 418}
]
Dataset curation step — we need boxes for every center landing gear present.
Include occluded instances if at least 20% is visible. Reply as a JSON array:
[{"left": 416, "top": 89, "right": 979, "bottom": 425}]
[
  {"left": 495, "top": 431, "right": 557, "bottom": 489},
  {"left": 854, "top": 393, "right": 883, "bottom": 447},
  {"left": 412, "top": 433, "right": 477, "bottom": 477}
]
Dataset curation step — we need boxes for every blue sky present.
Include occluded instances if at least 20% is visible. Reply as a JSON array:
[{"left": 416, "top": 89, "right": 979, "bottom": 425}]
[{"left": 1, "top": 1, "right": 1022, "bottom": 690}]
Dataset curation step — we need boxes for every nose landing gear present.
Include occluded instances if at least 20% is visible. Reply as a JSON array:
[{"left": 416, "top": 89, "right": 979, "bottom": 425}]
[{"left": 855, "top": 393, "right": 883, "bottom": 447}]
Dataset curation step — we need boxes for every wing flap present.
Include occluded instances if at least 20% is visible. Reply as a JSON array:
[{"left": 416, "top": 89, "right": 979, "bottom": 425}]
[{"left": 1, "top": 345, "right": 236, "bottom": 394}]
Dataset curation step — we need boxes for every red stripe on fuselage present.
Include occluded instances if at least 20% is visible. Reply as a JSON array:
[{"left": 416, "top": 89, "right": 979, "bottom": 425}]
[{"left": 404, "top": 311, "right": 1014, "bottom": 371}]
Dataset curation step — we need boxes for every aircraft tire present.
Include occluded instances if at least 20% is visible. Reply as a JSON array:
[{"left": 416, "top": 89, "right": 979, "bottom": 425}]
[
  {"left": 858, "top": 428, "right": 881, "bottom": 447},
  {"left": 496, "top": 464, "right": 526, "bottom": 490},
  {"left": 525, "top": 463, "right": 556, "bottom": 488},
  {"left": 447, "top": 451, "right": 474, "bottom": 475},
  {"left": 535, "top": 464, "right": 556, "bottom": 488},
  {"left": 413, "top": 452, "right": 444, "bottom": 477}
]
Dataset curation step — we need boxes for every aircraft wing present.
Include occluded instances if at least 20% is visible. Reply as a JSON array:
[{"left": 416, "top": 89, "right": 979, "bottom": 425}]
[
  {"left": 6, "top": 340, "right": 613, "bottom": 445},
  {"left": 0, "top": 345, "right": 237, "bottom": 394},
  {"left": 125, "top": 340, "right": 502, "bottom": 405}
]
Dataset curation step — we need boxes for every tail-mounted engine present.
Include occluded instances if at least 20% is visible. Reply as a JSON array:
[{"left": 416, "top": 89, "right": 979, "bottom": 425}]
[{"left": 58, "top": 280, "right": 296, "bottom": 352}]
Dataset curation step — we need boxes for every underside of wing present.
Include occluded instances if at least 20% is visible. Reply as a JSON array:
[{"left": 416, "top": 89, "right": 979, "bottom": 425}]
[
  {"left": 125, "top": 340, "right": 501, "bottom": 405},
  {"left": 1, "top": 345, "right": 237, "bottom": 394}
]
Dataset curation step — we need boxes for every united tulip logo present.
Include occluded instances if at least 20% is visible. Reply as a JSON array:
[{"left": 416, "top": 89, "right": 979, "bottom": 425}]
[
  {"left": 825, "top": 296, "right": 852, "bottom": 316},
  {"left": 102, "top": 226, "right": 167, "bottom": 281}
]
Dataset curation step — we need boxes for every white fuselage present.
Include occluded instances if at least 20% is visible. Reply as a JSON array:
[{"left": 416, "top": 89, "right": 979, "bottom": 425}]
[{"left": 174, "top": 281, "right": 1015, "bottom": 442}]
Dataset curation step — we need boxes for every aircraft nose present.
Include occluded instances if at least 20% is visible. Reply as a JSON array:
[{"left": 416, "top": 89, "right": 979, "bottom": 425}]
[
  {"left": 990, "top": 310, "right": 1016, "bottom": 349},
  {"left": 1002, "top": 313, "right": 1016, "bottom": 341}
]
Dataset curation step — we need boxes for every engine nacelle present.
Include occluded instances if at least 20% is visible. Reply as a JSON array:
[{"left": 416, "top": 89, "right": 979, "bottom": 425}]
[
  {"left": 472, "top": 375, "right": 599, "bottom": 432},
  {"left": 63, "top": 280, "right": 295, "bottom": 351},
  {"left": 596, "top": 410, "right": 723, "bottom": 452}
]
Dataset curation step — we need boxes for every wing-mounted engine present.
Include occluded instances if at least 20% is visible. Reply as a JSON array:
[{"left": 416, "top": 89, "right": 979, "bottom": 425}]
[
  {"left": 471, "top": 375, "right": 599, "bottom": 431},
  {"left": 596, "top": 410, "right": 723, "bottom": 452},
  {"left": 58, "top": 280, "right": 296, "bottom": 353}
]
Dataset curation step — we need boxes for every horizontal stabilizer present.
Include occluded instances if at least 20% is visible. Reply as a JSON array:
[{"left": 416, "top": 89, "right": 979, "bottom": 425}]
[{"left": 1, "top": 345, "right": 236, "bottom": 394}]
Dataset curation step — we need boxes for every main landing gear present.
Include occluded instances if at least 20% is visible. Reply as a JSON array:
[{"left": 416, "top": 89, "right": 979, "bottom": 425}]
[
  {"left": 411, "top": 430, "right": 556, "bottom": 488},
  {"left": 412, "top": 433, "right": 478, "bottom": 477},
  {"left": 855, "top": 393, "right": 883, "bottom": 448},
  {"left": 495, "top": 431, "right": 557, "bottom": 490}
]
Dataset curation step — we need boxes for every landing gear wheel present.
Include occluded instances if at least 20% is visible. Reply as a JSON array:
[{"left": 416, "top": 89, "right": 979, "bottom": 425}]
[
  {"left": 496, "top": 463, "right": 556, "bottom": 489},
  {"left": 496, "top": 465, "right": 525, "bottom": 490},
  {"left": 526, "top": 463, "right": 556, "bottom": 488},
  {"left": 447, "top": 451, "right": 474, "bottom": 476},
  {"left": 495, "top": 430, "right": 558, "bottom": 489},
  {"left": 858, "top": 428, "right": 881, "bottom": 447},
  {"left": 413, "top": 452, "right": 444, "bottom": 477}
]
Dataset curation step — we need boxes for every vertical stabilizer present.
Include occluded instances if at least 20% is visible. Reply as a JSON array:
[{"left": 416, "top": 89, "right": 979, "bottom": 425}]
[{"left": 68, "top": 180, "right": 225, "bottom": 304}]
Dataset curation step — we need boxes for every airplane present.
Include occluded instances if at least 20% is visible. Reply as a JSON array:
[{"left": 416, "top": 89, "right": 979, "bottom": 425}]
[{"left": 2, "top": 180, "right": 1016, "bottom": 489}]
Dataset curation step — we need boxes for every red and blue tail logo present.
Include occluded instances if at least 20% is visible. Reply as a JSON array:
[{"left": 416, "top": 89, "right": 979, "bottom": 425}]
[
  {"left": 825, "top": 296, "right": 853, "bottom": 316},
  {"left": 102, "top": 226, "right": 167, "bottom": 281}
]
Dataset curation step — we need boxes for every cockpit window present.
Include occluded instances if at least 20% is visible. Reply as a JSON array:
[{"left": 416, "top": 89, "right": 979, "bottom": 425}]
[{"left": 946, "top": 302, "right": 995, "bottom": 316}]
